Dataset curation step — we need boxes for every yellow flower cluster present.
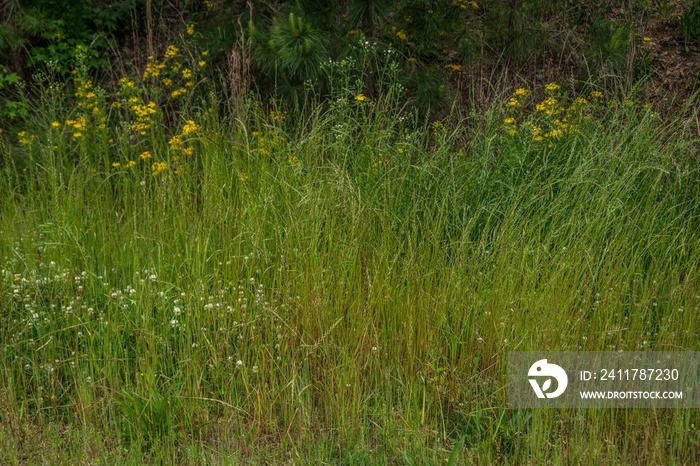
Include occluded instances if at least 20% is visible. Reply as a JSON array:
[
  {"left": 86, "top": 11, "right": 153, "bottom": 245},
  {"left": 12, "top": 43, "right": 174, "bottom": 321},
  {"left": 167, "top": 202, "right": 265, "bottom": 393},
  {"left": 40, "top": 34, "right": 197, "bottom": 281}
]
[
  {"left": 506, "top": 88, "right": 530, "bottom": 109},
  {"left": 165, "top": 45, "right": 179, "bottom": 59},
  {"left": 187, "top": 24, "right": 195, "bottom": 35},
  {"left": 355, "top": 93, "right": 369, "bottom": 102},
  {"left": 523, "top": 121, "right": 543, "bottom": 140},
  {"left": 65, "top": 117, "right": 88, "bottom": 138},
  {"left": 182, "top": 120, "right": 200, "bottom": 135},
  {"left": 270, "top": 110, "right": 287, "bottom": 123},
  {"left": 171, "top": 88, "right": 187, "bottom": 98},
  {"left": 544, "top": 128, "right": 563, "bottom": 139},
  {"left": 502, "top": 84, "right": 606, "bottom": 145},
  {"left": 129, "top": 101, "right": 157, "bottom": 135},
  {"left": 452, "top": 0, "right": 478, "bottom": 8},
  {"left": 152, "top": 161, "right": 168, "bottom": 176},
  {"left": 544, "top": 82, "right": 561, "bottom": 94},
  {"left": 140, "top": 151, "right": 152, "bottom": 159},
  {"left": 119, "top": 77, "right": 136, "bottom": 88},
  {"left": 445, "top": 64, "right": 462, "bottom": 72},
  {"left": 252, "top": 129, "right": 286, "bottom": 156},
  {"left": 372, "top": 153, "right": 385, "bottom": 174},
  {"left": 143, "top": 58, "right": 166, "bottom": 80},
  {"left": 168, "top": 120, "right": 200, "bottom": 155},
  {"left": 203, "top": 0, "right": 223, "bottom": 9},
  {"left": 74, "top": 78, "right": 99, "bottom": 112},
  {"left": 504, "top": 117, "right": 517, "bottom": 135},
  {"left": 17, "top": 131, "right": 34, "bottom": 144},
  {"left": 506, "top": 98, "right": 521, "bottom": 108},
  {"left": 535, "top": 97, "right": 561, "bottom": 116}
]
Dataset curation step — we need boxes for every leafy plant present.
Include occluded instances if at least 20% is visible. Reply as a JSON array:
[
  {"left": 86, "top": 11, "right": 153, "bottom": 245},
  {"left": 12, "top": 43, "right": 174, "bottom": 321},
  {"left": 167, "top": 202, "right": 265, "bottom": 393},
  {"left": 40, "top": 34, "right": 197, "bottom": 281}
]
[
  {"left": 117, "top": 371, "right": 183, "bottom": 442},
  {"left": 584, "top": 18, "right": 633, "bottom": 72},
  {"left": 250, "top": 10, "right": 329, "bottom": 106},
  {"left": 680, "top": 0, "right": 700, "bottom": 45},
  {"left": 654, "top": 0, "right": 677, "bottom": 19},
  {"left": 0, "top": 66, "right": 29, "bottom": 121}
]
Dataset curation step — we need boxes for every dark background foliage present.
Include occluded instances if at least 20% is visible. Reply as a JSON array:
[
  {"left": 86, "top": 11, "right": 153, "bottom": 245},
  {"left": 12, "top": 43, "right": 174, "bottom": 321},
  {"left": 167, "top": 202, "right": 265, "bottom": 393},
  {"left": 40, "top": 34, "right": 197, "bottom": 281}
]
[{"left": 1, "top": 0, "right": 699, "bottom": 128}]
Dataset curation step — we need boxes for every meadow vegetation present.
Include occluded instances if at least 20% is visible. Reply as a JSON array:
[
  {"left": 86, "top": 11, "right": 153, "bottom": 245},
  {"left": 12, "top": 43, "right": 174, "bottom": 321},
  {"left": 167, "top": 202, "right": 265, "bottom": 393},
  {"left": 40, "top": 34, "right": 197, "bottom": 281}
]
[{"left": 1, "top": 0, "right": 700, "bottom": 464}]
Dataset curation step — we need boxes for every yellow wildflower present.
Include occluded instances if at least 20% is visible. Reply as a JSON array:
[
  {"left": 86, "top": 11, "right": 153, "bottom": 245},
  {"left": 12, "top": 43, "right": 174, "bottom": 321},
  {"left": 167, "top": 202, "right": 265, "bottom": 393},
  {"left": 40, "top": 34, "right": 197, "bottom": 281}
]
[
  {"left": 165, "top": 45, "right": 179, "bottom": 59},
  {"left": 355, "top": 94, "right": 369, "bottom": 102},
  {"left": 182, "top": 120, "right": 200, "bottom": 136},
  {"left": 187, "top": 24, "right": 194, "bottom": 35},
  {"left": 152, "top": 162, "right": 168, "bottom": 176},
  {"left": 270, "top": 111, "right": 287, "bottom": 123},
  {"left": 544, "top": 82, "right": 561, "bottom": 94},
  {"left": 506, "top": 98, "right": 521, "bottom": 108}
]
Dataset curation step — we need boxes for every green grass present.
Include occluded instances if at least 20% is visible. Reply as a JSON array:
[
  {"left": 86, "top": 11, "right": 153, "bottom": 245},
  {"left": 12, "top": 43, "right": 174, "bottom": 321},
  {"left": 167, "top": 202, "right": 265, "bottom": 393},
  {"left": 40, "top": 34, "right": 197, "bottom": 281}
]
[{"left": 1, "top": 76, "right": 699, "bottom": 464}]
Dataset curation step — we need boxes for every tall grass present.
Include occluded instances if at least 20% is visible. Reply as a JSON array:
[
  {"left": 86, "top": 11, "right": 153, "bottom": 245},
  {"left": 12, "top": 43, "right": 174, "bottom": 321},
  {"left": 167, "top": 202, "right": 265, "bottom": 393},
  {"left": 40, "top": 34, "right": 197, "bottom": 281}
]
[{"left": 1, "top": 67, "right": 699, "bottom": 464}]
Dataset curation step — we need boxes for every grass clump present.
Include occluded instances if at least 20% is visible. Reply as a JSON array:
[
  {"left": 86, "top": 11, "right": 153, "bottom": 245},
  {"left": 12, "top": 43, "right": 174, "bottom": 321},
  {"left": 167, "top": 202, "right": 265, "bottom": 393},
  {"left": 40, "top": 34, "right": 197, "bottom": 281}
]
[{"left": 1, "top": 41, "right": 699, "bottom": 464}]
